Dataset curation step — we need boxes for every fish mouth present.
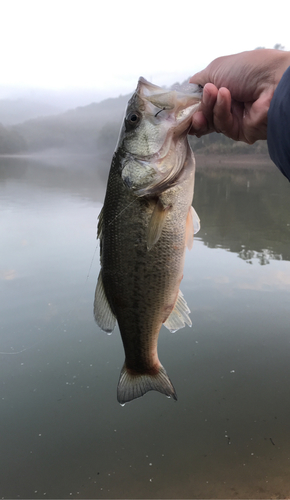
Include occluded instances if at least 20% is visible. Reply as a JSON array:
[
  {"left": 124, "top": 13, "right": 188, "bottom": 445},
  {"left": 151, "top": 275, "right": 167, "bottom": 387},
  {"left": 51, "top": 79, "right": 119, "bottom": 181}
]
[
  {"left": 138, "top": 76, "right": 202, "bottom": 103},
  {"left": 139, "top": 77, "right": 201, "bottom": 132},
  {"left": 121, "top": 77, "right": 201, "bottom": 197}
]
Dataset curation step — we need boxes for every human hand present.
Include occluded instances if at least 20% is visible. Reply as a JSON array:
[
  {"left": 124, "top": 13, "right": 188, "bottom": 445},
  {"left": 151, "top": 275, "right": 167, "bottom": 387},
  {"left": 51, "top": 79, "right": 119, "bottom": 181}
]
[{"left": 189, "top": 49, "right": 290, "bottom": 144}]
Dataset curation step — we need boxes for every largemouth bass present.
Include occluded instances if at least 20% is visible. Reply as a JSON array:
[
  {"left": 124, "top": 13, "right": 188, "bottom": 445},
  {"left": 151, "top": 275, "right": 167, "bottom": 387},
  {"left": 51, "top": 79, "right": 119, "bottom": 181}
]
[{"left": 94, "top": 77, "right": 201, "bottom": 404}]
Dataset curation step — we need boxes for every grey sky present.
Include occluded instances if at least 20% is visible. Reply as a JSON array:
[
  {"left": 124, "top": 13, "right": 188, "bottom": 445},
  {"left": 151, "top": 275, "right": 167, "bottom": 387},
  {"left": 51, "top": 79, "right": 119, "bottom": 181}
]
[{"left": 1, "top": 0, "right": 289, "bottom": 100}]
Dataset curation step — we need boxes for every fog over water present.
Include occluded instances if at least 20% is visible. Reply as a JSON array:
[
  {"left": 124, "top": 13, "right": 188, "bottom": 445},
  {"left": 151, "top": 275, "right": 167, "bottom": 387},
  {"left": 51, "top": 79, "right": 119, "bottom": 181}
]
[
  {"left": 1, "top": 154, "right": 290, "bottom": 498},
  {"left": 1, "top": 2, "right": 290, "bottom": 496}
]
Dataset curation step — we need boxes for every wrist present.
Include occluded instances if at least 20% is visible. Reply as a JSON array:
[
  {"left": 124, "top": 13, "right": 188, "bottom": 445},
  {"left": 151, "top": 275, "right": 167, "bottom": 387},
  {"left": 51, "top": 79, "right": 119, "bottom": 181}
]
[{"left": 271, "top": 50, "right": 290, "bottom": 85}]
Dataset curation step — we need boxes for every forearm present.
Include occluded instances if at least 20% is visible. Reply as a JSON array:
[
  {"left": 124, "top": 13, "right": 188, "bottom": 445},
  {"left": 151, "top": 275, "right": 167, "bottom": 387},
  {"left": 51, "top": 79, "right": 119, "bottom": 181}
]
[{"left": 267, "top": 66, "right": 290, "bottom": 181}]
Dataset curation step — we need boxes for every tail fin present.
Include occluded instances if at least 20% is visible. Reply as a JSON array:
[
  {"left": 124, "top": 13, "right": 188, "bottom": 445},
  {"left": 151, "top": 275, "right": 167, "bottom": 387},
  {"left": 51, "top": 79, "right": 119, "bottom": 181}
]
[{"left": 117, "top": 363, "right": 177, "bottom": 404}]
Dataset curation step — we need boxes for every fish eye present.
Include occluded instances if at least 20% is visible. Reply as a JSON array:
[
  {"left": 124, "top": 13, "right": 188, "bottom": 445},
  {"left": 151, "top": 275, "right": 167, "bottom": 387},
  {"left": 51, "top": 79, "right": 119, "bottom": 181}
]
[
  {"left": 128, "top": 113, "right": 139, "bottom": 122},
  {"left": 125, "top": 111, "right": 141, "bottom": 130}
]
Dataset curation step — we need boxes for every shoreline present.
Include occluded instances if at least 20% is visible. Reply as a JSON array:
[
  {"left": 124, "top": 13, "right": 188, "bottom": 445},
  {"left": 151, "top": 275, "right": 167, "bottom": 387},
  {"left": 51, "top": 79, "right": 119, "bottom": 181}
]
[
  {"left": 194, "top": 152, "right": 274, "bottom": 169},
  {"left": 0, "top": 151, "right": 276, "bottom": 171}
]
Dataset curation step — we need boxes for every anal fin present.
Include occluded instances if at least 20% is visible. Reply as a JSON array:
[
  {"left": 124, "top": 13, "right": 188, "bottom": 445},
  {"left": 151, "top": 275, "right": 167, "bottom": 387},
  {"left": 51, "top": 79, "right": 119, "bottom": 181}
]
[
  {"left": 163, "top": 290, "right": 192, "bottom": 333},
  {"left": 93, "top": 271, "right": 116, "bottom": 333}
]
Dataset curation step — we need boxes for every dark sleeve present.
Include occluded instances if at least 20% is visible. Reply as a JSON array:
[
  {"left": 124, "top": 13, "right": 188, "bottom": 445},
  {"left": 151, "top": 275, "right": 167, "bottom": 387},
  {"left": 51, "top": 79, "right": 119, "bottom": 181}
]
[{"left": 267, "top": 66, "right": 290, "bottom": 181}]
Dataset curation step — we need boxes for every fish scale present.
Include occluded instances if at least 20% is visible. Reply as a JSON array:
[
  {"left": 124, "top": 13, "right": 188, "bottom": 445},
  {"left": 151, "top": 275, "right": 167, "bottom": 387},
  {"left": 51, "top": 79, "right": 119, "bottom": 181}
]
[{"left": 94, "top": 77, "right": 201, "bottom": 404}]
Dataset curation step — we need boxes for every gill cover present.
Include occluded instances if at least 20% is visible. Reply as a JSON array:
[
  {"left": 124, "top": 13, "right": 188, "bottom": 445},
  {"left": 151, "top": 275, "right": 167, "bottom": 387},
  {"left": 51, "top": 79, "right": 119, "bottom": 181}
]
[{"left": 120, "top": 77, "right": 201, "bottom": 196}]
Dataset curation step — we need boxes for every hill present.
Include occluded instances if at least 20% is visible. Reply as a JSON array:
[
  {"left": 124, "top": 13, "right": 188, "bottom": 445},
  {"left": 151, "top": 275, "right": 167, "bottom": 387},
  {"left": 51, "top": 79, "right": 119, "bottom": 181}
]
[
  {"left": 0, "top": 98, "right": 63, "bottom": 126},
  {"left": 8, "top": 94, "right": 131, "bottom": 154},
  {"left": 0, "top": 86, "right": 268, "bottom": 157}
]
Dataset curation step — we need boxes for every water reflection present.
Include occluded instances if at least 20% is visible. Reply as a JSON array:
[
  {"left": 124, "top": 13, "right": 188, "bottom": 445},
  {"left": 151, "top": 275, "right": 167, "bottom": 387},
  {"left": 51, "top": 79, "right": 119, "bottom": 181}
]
[
  {"left": 1, "top": 155, "right": 290, "bottom": 499},
  {"left": 194, "top": 159, "right": 290, "bottom": 262}
]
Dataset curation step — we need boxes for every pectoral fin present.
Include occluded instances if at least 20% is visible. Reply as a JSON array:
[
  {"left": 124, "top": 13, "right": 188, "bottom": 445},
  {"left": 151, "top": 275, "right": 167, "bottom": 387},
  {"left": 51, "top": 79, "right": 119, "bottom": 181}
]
[
  {"left": 147, "top": 198, "right": 171, "bottom": 251},
  {"left": 163, "top": 290, "right": 192, "bottom": 333},
  {"left": 192, "top": 206, "right": 200, "bottom": 234},
  {"left": 185, "top": 206, "right": 200, "bottom": 250},
  {"left": 94, "top": 271, "right": 116, "bottom": 334}
]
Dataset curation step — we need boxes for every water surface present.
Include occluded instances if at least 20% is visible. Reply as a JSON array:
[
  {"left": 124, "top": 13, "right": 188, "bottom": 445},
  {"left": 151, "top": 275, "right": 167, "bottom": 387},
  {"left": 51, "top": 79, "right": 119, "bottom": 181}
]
[{"left": 1, "top": 154, "right": 290, "bottom": 499}]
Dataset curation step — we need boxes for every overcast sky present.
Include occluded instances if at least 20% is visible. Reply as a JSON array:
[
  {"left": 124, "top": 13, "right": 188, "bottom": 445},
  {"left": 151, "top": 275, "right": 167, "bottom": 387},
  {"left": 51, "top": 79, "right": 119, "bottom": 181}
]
[{"left": 1, "top": 0, "right": 289, "bottom": 100}]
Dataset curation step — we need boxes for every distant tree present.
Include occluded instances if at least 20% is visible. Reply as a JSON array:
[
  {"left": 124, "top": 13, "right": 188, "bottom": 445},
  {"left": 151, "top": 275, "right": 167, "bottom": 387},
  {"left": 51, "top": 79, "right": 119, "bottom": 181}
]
[
  {"left": 255, "top": 44, "right": 285, "bottom": 51},
  {"left": 96, "top": 122, "right": 120, "bottom": 154},
  {"left": 273, "top": 43, "right": 285, "bottom": 50},
  {"left": 0, "top": 123, "right": 26, "bottom": 154}
]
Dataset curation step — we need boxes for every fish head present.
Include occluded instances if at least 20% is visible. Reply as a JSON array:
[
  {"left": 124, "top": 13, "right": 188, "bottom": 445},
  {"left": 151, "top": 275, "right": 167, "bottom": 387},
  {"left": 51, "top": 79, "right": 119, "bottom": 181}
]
[{"left": 117, "top": 77, "right": 202, "bottom": 195}]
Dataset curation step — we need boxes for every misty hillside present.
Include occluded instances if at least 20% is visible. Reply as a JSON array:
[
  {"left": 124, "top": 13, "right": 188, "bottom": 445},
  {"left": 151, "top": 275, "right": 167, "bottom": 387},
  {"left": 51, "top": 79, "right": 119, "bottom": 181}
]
[
  {"left": 0, "top": 99, "right": 63, "bottom": 126},
  {"left": 0, "top": 86, "right": 268, "bottom": 157},
  {"left": 8, "top": 93, "right": 131, "bottom": 154},
  {"left": 0, "top": 45, "right": 283, "bottom": 157},
  {"left": 0, "top": 85, "right": 114, "bottom": 115}
]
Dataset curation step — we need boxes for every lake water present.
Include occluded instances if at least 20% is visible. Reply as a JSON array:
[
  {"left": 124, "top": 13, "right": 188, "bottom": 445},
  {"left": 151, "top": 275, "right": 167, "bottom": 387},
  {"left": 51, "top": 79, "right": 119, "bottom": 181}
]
[{"left": 1, "top": 154, "right": 290, "bottom": 499}]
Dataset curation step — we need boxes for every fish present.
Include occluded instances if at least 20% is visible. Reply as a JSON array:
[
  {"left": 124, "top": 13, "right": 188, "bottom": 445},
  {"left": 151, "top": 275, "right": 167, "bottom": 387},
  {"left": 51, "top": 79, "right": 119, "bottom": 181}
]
[{"left": 94, "top": 77, "right": 201, "bottom": 404}]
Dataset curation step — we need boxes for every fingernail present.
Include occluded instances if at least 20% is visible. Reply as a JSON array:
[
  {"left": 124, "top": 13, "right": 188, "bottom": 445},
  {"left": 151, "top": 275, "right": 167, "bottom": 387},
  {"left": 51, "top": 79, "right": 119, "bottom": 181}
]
[
  {"left": 217, "top": 91, "right": 223, "bottom": 106},
  {"left": 203, "top": 87, "right": 210, "bottom": 106}
]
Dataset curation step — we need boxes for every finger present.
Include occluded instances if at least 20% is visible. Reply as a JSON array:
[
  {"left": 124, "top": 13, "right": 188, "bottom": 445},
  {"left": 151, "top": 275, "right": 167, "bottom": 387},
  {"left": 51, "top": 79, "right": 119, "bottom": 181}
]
[
  {"left": 212, "top": 87, "right": 234, "bottom": 136},
  {"left": 189, "top": 70, "right": 208, "bottom": 87},
  {"left": 243, "top": 90, "right": 272, "bottom": 142},
  {"left": 200, "top": 83, "right": 219, "bottom": 130},
  {"left": 189, "top": 110, "right": 208, "bottom": 136},
  {"left": 189, "top": 84, "right": 218, "bottom": 136}
]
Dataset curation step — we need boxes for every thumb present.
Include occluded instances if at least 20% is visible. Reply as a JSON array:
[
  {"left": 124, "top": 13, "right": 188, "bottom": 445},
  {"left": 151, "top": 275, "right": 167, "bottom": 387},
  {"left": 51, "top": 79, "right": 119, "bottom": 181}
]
[
  {"left": 189, "top": 70, "right": 208, "bottom": 87},
  {"left": 242, "top": 90, "right": 273, "bottom": 142}
]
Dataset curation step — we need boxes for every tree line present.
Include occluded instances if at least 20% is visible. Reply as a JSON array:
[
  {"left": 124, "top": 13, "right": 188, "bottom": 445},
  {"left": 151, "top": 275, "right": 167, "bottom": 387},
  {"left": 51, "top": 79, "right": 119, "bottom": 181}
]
[
  {"left": 1, "top": 43, "right": 284, "bottom": 156},
  {"left": 0, "top": 105, "right": 268, "bottom": 156}
]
